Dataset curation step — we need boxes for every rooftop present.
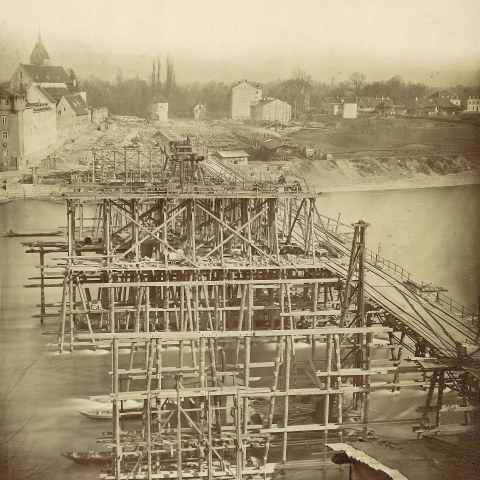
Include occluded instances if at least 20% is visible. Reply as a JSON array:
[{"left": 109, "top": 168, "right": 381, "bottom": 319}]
[
  {"left": 43, "top": 87, "right": 72, "bottom": 102},
  {"left": 34, "top": 86, "right": 56, "bottom": 104},
  {"left": 0, "top": 86, "right": 13, "bottom": 99},
  {"left": 22, "top": 64, "right": 71, "bottom": 85},
  {"left": 233, "top": 80, "right": 261, "bottom": 90},
  {"left": 33, "top": 41, "right": 50, "bottom": 60},
  {"left": 215, "top": 150, "right": 250, "bottom": 158},
  {"left": 434, "top": 97, "right": 461, "bottom": 109},
  {"left": 152, "top": 94, "right": 168, "bottom": 103},
  {"left": 64, "top": 95, "right": 90, "bottom": 116}
]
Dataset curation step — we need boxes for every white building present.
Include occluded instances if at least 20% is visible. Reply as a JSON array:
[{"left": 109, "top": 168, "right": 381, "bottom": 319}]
[
  {"left": 213, "top": 149, "right": 249, "bottom": 165},
  {"left": 193, "top": 101, "right": 206, "bottom": 120},
  {"left": 231, "top": 80, "right": 262, "bottom": 121},
  {"left": 323, "top": 96, "right": 357, "bottom": 118},
  {"left": 149, "top": 94, "right": 169, "bottom": 122},
  {"left": 250, "top": 98, "right": 292, "bottom": 124},
  {"left": 467, "top": 95, "right": 480, "bottom": 112},
  {"left": 339, "top": 98, "right": 358, "bottom": 119}
]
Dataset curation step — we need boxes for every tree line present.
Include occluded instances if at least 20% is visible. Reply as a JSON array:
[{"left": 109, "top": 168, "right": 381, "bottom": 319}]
[{"left": 81, "top": 59, "right": 477, "bottom": 118}]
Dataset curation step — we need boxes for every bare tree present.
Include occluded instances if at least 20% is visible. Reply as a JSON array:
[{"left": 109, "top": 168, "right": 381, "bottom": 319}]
[
  {"left": 284, "top": 67, "right": 312, "bottom": 117},
  {"left": 165, "top": 54, "right": 176, "bottom": 100},
  {"left": 151, "top": 58, "right": 156, "bottom": 92},
  {"left": 115, "top": 67, "right": 123, "bottom": 85},
  {"left": 350, "top": 72, "right": 366, "bottom": 96}
]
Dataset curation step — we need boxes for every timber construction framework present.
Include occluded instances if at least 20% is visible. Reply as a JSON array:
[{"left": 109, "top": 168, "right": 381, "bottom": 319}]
[{"left": 24, "top": 140, "right": 479, "bottom": 479}]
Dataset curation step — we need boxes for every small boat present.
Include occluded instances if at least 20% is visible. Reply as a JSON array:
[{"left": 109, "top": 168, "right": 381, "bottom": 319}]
[
  {"left": 3, "top": 229, "right": 63, "bottom": 237},
  {"left": 79, "top": 410, "right": 112, "bottom": 420},
  {"left": 79, "top": 409, "right": 142, "bottom": 420},
  {"left": 62, "top": 451, "right": 111, "bottom": 464}
]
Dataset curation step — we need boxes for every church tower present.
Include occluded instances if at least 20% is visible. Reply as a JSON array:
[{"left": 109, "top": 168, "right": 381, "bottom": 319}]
[{"left": 30, "top": 32, "right": 51, "bottom": 66}]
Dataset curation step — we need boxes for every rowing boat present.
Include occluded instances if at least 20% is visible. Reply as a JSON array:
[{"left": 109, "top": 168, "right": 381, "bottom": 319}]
[{"left": 62, "top": 451, "right": 111, "bottom": 464}]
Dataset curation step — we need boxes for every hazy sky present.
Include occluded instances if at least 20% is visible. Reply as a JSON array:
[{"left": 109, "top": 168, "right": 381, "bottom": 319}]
[{"left": 1, "top": 0, "right": 479, "bottom": 85}]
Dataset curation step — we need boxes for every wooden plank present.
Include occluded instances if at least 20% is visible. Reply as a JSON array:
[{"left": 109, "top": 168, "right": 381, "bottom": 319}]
[{"left": 78, "top": 326, "right": 392, "bottom": 341}]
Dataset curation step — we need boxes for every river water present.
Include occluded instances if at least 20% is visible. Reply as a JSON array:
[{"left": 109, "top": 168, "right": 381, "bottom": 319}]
[{"left": 0, "top": 185, "right": 479, "bottom": 480}]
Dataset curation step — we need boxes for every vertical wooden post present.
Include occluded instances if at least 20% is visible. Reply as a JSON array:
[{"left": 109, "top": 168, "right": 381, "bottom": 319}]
[
  {"left": 176, "top": 386, "right": 183, "bottom": 480},
  {"left": 324, "top": 333, "right": 333, "bottom": 443},
  {"left": 282, "top": 335, "right": 292, "bottom": 463},
  {"left": 39, "top": 245, "right": 45, "bottom": 324},
  {"left": 112, "top": 337, "right": 121, "bottom": 479}
]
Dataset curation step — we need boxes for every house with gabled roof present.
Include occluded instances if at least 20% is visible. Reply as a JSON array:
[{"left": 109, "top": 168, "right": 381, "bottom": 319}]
[
  {"left": 213, "top": 149, "right": 249, "bottom": 165},
  {"left": 26, "top": 84, "right": 56, "bottom": 107},
  {"left": 407, "top": 96, "right": 460, "bottom": 116},
  {"left": 231, "top": 80, "right": 262, "bottom": 121},
  {"left": 428, "top": 90, "right": 461, "bottom": 108},
  {"left": 193, "top": 101, "right": 206, "bottom": 121},
  {"left": 149, "top": 94, "right": 169, "bottom": 122},
  {"left": 0, "top": 36, "right": 103, "bottom": 170},
  {"left": 56, "top": 94, "right": 91, "bottom": 138},
  {"left": 250, "top": 98, "right": 292, "bottom": 124}
]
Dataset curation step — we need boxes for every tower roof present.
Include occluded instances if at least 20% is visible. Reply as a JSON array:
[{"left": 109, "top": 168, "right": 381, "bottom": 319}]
[
  {"left": 30, "top": 32, "right": 51, "bottom": 65},
  {"left": 35, "top": 41, "right": 50, "bottom": 60}
]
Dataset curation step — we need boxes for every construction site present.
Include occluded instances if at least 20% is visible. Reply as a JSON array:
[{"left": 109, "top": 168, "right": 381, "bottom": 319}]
[{"left": 17, "top": 128, "right": 480, "bottom": 480}]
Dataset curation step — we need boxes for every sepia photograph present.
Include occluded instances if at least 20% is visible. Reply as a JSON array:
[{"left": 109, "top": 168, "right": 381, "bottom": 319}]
[{"left": 0, "top": 1, "right": 479, "bottom": 479}]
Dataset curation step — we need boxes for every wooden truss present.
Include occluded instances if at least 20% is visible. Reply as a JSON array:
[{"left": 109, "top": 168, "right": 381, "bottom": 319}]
[{"left": 22, "top": 146, "right": 479, "bottom": 479}]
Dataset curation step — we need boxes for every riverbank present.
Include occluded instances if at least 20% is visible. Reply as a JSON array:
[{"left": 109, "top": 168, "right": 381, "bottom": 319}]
[
  {"left": 296, "top": 153, "right": 480, "bottom": 193},
  {"left": 307, "top": 169, "right": 480, "bottom": 193}
]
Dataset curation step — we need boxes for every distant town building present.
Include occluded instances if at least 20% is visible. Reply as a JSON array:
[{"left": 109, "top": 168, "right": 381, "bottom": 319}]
[
  {"left": 250, "top": 98, "right": 292, "bottom": 124},
  {"left": 1, "top": 88, "right": 57, "bottom": 171},
  {"left": 466, "top": 94, "right": 480, "bottom": 113},
  {"left": 231, "top": 80, "right": 262, "bottom": 121},
  {"left": 375, "top": 99, "right": 395, "bottom": 115},
  {"left": 149, "top": 94, "right": 169, "bottom": 122},
  {"left": 213, "top": 149, "right": 249, "bottom": 165},
  {"left": 1, "top": 36, "right": 106, "bottom": 171},
  {"left": 253, "top": 138, "right": 291, "bottom": 157},
  {"left": 56, "top": 95, "right": 90, "bottom": 139},
  {"left": 432, "top": 97, "right": 461, "bottom": 115},
  {"left": 393, "top": 105, "right": 408, "bottom": 116},
  {"left": 193, "top": 101, "right": 206, "bottom": 120},
  {"left": 407, "top": 96, "right": 460, "bottom": 116},
  {"left": 91, "top": 107, "right": 109, "bottom": 125},
  {"left": 323, "top": 96, "right": 358, "bottom": 118},
  {"left": 356, "top": 97, "right": 378, "bottom": 113},
  {"left": 339, "top": 98, "right": 357, "bottom": 119},
  {"left": 428, "top": 90, "right": 461, "bottom": 108},
  {"left": 322, "top": 97, "right": 343, "bottom": 115}
]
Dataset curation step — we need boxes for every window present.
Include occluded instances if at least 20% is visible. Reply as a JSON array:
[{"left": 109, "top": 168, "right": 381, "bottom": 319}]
[
  {"left": 2, "top": 150, "right": 7, "bottom": 159},
  {"left": 19, "top": 71, "right": 22, "bottom": 79},
  {"left": 1, "top": 116, "right": 6, "bottom": 125},
  {"left": 2, "top": 131, "right": 7, "bottom": 140}
]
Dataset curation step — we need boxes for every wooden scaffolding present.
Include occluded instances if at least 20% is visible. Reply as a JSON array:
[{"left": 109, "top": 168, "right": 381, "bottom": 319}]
[{"left": 22, "top": 143, "right": 479, "bottom": 479}]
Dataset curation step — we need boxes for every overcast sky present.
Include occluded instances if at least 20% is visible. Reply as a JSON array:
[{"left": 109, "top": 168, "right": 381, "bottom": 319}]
[{"left": 1, "top": 0, "right": 479, "bottom": 85}]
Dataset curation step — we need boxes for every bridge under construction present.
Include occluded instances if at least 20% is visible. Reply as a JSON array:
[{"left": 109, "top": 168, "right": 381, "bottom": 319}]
[{"left": 24, "top": 134, "right": 479, "bottom": 480}]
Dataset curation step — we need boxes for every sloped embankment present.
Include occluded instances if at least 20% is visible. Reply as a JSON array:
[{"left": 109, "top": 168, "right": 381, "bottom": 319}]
[{"left": 298, "top": 153, "right": 480, "bottom": 191}]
